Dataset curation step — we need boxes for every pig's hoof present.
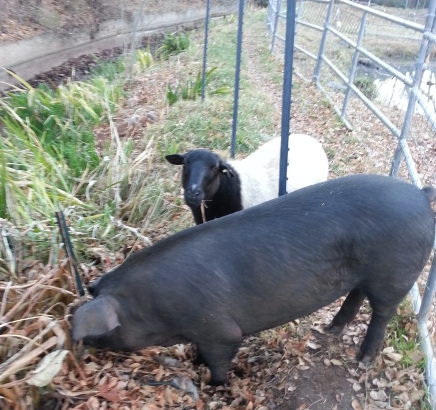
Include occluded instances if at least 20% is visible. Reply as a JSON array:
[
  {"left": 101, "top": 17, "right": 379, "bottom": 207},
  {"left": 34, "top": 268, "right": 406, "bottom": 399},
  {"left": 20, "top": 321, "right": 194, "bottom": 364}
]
[
  {"left": 325, "top": 322, "right": 345, "bottom": 335},
  {"left": 193, "top": 355, "right": 206, "bottom": 366},
  {"left": 356, "top": 355, "right": 372, "bottom": 365},
  {"left": 233, "top": 367, "right": 245, "bottom": 379},
  {"left": 209, "top": 377, "right": 227, "bottom": 386},
  {"left": 356, "top": 348, "right": 376, "bottom": 364}
]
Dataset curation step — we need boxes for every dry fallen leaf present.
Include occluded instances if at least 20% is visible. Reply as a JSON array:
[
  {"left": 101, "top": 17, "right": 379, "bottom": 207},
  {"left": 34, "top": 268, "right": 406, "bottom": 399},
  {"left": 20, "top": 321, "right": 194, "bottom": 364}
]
[
  {"left": 383, "top": 351, "right": 403, "bottom": 362},
  {"left": 98, "top": 381, "right": 124, "bottom": 403},
  {"left": 369, "top": 389, "right": 388, "bottom": 401},
  {"left": 351, "top": 398, "right": 363, "bottom": 410},
  {"left": 26, "top": 349, "right": 69, "bottom": 387},
  {"left": 288, "top": 384, "right": 297, "bottom": 392},
  {"left": 352, "top": 383, "right": 361, "bottom": 392},
  {"left": 307, "top": 341, "right": 321, "bottom": 350}
]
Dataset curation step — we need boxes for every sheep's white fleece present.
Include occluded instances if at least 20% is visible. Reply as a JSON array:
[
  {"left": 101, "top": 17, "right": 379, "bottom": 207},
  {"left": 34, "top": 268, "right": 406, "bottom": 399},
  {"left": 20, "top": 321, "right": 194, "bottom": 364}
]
[{"left": 230, "top": 134, "right": 329, "bottom": 209}]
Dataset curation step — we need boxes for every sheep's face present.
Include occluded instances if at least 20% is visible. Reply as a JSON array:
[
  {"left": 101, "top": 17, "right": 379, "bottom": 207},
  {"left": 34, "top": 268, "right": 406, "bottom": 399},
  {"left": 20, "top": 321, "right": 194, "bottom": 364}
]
[{"left": 166, "top": 149, "right": 230, "bottom": 208}]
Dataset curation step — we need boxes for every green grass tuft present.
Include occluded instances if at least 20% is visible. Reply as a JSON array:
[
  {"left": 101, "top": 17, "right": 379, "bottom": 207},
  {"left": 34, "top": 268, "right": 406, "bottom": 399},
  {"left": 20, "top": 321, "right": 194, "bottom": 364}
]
[
  {"left": 158, "top": 32, "right": 190, "bottom": 58},
  {"left": 386, "top": 301, "right": 424, "bottom": 370},
  {"left": 354, "top": 75, "right": 378, "bottom": 100},
  {"left": 166, "top": 67, "right": 230, "bottom": 106}
]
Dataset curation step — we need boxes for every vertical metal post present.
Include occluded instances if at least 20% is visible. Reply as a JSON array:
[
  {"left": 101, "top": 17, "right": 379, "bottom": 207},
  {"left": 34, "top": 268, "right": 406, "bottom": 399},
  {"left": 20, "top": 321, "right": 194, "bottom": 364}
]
[
  {"left": 270, "top": 0, "right": 282, "bottom": 52},
  {"left": 418, "top": 256, "right": 436, "bottom": 323},
  {"left": 279, "top": 0, "right": 297, "bottom": 196},
  {"left": 313, "top": 0, "right": 335, "bottom": 84},
  {"left": 341, "top": 9, "right": 369, "bottom": 119},
  {"left": 417, "top": 316, "right": 436, "bottom": 409},
  {"left": 201, "top": 0, "right": 212, "bottom": 101},
  {"left": 231, "top": 0, "right": 245, "bottom": 158},
  {"left": 390, "top": 0, "right": 436, "bottom": 176},
  {"left": 416, "top": 246, "right": 436, "bottom": 408},
  {"left": 126, "top": 0, "right": 147, "bottom": 79},
  {"left": 55, "top": 211, "right": 85, "bottom": 297}
]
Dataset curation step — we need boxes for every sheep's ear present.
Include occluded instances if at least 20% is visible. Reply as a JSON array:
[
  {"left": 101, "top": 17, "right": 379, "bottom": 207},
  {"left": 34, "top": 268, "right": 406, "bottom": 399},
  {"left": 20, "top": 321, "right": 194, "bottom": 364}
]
[
  {"left": 219, "top": 162, "right": 235, "bottom": 177},
  {"left": 72, "top": 296, "right": 120, "bottom": 341},
  {"left": 165, "top": 154, "right": 184, "bottom": 165}
]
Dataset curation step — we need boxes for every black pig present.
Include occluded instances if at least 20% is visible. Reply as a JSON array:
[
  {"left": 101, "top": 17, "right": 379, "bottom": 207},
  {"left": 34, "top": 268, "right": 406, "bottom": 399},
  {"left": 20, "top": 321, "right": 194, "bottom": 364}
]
[{"left": 72, "top": 174, "right": 435, "bottom": 385}]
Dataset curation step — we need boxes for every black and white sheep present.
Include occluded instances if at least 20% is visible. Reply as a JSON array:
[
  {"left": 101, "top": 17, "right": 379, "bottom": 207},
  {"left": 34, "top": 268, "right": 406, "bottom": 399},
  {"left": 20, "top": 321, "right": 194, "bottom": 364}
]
[{"left": 166, "top": 134, "right": 329, "bottom": 224}]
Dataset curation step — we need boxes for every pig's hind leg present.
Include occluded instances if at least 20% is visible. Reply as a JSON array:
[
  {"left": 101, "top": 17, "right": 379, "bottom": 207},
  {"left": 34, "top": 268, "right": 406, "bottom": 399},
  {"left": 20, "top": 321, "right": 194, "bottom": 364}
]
[
  {"left": 327, "top": 288, "right": 366, "bottom": 334},
  {"left": 356, "top": 296, "right": 399, "bottom": 363},
  {"left": 196, "top": 341, "right": 241, "bottom": 385}
]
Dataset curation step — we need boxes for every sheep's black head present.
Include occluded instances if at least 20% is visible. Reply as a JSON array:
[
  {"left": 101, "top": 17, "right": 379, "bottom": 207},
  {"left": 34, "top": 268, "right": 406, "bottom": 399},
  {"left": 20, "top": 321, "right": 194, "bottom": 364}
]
[{"left": 166, "top": 149, "right": 234, "bottom": 208}]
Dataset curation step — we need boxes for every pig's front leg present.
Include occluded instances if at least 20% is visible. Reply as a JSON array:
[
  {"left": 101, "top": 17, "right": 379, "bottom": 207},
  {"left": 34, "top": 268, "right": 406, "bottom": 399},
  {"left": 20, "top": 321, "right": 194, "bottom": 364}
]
[
  {"left": 192, "top": 344, "right": 207, "bottom": 366},
  {"left": 196, "top": 342, "right": 241, "bottom": 385},
  {"left": 327, "top": 288, "right": 366, "bottom": 334}
]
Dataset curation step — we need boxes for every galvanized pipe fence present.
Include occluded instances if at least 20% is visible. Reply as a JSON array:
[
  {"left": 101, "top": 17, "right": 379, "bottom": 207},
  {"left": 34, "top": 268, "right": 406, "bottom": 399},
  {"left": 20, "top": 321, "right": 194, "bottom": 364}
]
[
  {"left": 200, "top": 0, "right": 247, "bottom": 160},
  {"left": 231, "top": 0, "right": 246, "bottom": 158},
  {"left": 201, "top": 0, "right": 212, "bottom": 102},
  {"left": 268, "top": 0, "right": 436, "bottom": 405},
  {"left": 278, "top": 0, "right": 297, "bottom": 196}
]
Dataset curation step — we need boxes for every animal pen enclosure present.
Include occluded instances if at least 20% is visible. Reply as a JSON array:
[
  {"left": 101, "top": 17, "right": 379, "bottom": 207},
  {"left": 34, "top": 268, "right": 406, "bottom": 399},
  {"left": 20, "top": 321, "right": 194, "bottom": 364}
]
[
  {"left": 1, "top": 0, "right": 436, "bottom": 407},
  {"left": 268, "top": 0, "right": 436, "bottom": 404}
]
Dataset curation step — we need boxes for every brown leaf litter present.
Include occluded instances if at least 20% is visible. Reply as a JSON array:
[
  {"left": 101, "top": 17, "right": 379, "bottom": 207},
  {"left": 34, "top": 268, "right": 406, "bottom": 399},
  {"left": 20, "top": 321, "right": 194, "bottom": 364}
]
[{"left": 0, "top": 256, "right": 429, "bottom": 409}]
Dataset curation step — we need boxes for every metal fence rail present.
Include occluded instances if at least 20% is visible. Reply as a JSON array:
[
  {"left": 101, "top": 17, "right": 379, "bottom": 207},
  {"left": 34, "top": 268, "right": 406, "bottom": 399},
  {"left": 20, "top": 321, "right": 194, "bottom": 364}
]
[{"left": 268, "top": 0, "right": 436, "bottom": 406}]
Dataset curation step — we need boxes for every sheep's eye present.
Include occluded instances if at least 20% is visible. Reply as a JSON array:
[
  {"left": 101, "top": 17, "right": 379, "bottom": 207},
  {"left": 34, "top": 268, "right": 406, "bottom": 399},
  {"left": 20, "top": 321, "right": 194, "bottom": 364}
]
[{"left": 211, "top": 165, "right": 218, "bottom": 171}]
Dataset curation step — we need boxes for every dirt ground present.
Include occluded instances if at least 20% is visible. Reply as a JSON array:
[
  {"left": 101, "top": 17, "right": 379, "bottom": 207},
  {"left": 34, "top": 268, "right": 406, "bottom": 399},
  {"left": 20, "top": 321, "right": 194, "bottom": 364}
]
[{"left": 1, "top": 7, "right": 435, "bottom": 410}]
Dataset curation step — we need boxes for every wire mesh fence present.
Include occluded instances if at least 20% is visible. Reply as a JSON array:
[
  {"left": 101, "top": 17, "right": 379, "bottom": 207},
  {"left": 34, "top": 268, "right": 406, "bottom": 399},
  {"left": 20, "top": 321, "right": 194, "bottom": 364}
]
[{"left": 268, "top": 0, "right": 436, "bottom": 405}]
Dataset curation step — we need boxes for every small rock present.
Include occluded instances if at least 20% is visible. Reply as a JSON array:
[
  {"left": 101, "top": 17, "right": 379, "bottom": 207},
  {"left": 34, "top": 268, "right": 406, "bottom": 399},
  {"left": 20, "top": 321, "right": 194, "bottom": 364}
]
[
  {"left": 170, "top": 375, "right": 199, "bottom": 401},
  {"left": 156, "top": 355, "right": 183, "bottom": 368},
  {"left": 146, "top": 112, "right": 158, "bottom": 122}
]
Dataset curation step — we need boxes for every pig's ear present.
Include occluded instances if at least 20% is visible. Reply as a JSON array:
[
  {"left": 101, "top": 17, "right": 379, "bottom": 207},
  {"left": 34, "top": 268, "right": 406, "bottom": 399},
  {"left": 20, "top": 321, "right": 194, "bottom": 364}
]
[
  {"left": 72, "top": 296, "right": 120, "bottom": 341},
  {"left": 87, "top": 279, "right": 99, "bottom": 297}
]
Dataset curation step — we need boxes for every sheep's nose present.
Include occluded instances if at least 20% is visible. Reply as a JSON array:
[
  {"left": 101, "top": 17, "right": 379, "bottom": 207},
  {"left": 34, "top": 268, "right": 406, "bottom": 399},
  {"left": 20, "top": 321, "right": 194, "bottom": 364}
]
[
  {"left": 186, "top": 185, "right": 201, "bottom": 197},
  {"left": 184, "top": 185, "right": 203, "bottom": 206},
  {"left": 186, "top": 189, "right": 201, "bottom": 200}
]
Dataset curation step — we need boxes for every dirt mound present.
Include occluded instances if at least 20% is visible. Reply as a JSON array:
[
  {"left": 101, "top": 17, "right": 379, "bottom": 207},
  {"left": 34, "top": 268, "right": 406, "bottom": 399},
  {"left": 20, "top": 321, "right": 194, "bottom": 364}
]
[
  {"left": 19, "top": 33, "right": 165, "bottom": 89},
  {"left": 0, "top": 0, "right": 205, "bottom": 43}
]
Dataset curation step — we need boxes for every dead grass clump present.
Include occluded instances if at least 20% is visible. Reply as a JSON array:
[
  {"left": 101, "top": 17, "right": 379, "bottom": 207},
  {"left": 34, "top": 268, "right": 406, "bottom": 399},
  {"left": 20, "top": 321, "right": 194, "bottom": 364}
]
[{"left": 0, "top": 262, "right": 78, "bottom": 408}]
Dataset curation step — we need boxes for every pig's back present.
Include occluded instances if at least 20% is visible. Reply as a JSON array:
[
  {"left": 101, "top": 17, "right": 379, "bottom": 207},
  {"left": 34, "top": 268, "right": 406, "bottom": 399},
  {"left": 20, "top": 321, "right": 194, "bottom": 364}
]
[{"left": 148, "top": 175, "right": 435, "bottom": 335}]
